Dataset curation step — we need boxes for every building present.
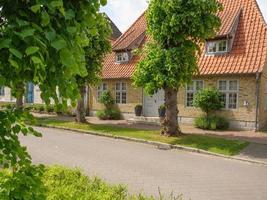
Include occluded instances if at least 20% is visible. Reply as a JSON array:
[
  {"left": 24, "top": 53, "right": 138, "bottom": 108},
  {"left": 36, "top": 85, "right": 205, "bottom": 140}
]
[{"left": 89, "top": 0, "right": 267, "bottom": 130}]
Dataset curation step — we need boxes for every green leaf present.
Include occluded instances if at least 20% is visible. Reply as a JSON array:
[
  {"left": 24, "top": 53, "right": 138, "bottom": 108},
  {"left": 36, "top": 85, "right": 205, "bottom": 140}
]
[
  {"left": 19, "top": 28, "right": 36, "bottom": 39},
  {"left": 9, "top": 59, "right": 19, "bottom": 69},
  {"left": 66, "top": 26, "right": 77, "bottom": 34},
  {"left": 31, "top": 56, "right": 42, "bottom": 64},
  {"left": 100, "top": 0, "right": 107, "bottom": 6},
  {"left": 65, "top": 9, "right": 75, "bottom": 20},
  {"left": 50, "top": 1, "right": 63, "bottom": 8},
  {"left": 31, "top": 4, "right": 41, "bottom": 13},
  {"left": 26, "top": 46, "right": 40, "bottom": 56},
  {"left": 51, "top": 39, "right": 67, "bottom": 51},
  {"left": 41, "top": 11, "right": 50, "bottom": 26},
  {"left": 45, "top": 31, "right": 56, "bottom": 41},
  {"left": 0, "top": 39, "right": 11, "bottom": 49},
  {"left": 60, "top": 48, "right": 75, "bottom": 67},
  {"left": 9, "top": 48, "right": 23, "bottom": 59}
]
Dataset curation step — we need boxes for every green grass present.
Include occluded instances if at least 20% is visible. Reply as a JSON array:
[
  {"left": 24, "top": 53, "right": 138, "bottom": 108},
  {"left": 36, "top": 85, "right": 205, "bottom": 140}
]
[{"left": 33, "top": 118, "right": 249, "bottom": 156}]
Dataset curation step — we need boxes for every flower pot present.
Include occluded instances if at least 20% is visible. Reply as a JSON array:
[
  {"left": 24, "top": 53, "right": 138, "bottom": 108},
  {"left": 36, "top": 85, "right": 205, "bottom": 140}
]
[
  {"left": 158, "top": 107, "right": 166, "bottom": 118},
  {"left": 135, "top": 105, "right": 142, "bottom": 116}
]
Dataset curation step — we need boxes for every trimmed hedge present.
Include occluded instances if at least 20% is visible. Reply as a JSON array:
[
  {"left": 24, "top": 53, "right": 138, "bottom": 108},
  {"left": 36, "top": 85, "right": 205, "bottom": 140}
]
[{"left": 194, "top": 116, "right": 229, "bottom": 130}]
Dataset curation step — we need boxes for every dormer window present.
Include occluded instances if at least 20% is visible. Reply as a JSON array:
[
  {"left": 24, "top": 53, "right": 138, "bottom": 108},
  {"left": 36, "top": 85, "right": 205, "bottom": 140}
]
[
  {"left": 206, "top": 40, "right": 228, "bottom": 54},
  {"left": 116, "top": 52, "right": 130, "bottom": 63}
]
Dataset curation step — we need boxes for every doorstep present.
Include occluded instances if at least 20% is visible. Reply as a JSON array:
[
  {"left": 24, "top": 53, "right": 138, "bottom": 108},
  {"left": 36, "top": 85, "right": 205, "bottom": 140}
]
[{"left": 128, "top": 116, "right": 161, "bottom": 125}]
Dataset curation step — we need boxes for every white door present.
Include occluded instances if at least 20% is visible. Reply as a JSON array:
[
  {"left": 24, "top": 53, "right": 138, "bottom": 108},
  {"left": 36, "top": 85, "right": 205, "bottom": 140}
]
[{"left": 144, "top": 89, "right": 165, "bottom": 117}]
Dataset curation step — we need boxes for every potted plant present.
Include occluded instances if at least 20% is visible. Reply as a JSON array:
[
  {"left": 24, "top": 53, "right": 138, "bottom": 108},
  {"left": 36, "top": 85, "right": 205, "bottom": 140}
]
[
  {"left": 158, "top": 104, "right": 166, "bottom": 118},
  {"left": 134, "top": 105, "right": 143, "bottom": 116}
]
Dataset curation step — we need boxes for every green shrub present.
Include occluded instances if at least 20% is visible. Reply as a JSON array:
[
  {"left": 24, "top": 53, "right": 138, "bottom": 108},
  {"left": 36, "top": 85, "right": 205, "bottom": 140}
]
[
  {"left": 46, "top": 105, "right": 54, "bottom": 113},
  {"left": 193, "top": 88, "right": 223, "bottom": 117},
  {"left": 97, "top": 91, "right": 121, "bottom": 120},
  {"left": 194, "top": 116, "right": 229, "bottom": 130},
  {"left": 96, "top": 109, "right": 121, "bottom": 120},
  {"left": 39, "top": 105, "right": 45, "bottom": 112},
  {"left": 1, "top": 166, "right": 162, "bottom": 200},
  {"left": 99, "top": 91, "right": 115, "bottom": 109}
]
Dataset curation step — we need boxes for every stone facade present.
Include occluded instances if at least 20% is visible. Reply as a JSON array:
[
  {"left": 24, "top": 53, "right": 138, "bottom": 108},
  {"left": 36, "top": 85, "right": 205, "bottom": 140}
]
[
  {"left": 90, "top": 74, "right": 265, "bottom": 130},
  {"left": 89, "top": 79, "right": 142, "bottom": 118}
]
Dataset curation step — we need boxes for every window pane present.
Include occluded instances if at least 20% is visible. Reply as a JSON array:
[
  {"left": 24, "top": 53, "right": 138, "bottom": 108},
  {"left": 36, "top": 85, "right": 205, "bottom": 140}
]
[
  {"left": 116, "top": 83, "right": 121, "bottom": 91},
  {"left": 0, "top": 87, "right": 4, "bottom": 96},
  {"left": 220, "top": 93, "right": 227, "bottom": 108},
  {"left": 186, "top": 93, "right": 194, "bottom": 107},
  {"left": 218, "top": 41, "right": 227, "bottom": 52},
  {"left": 116, "top": 92, "right": 121, "bottom": 103},
  {"left": 208, "top": 42, "right": 216, "bottom": 53},
  {"left": 219, "top": 81, "right": 227, "bottom": 91},
  {"left": 187, "top": 83, "right": 194, "bottom": 91},
  {"left": 121, "top": 83, "right": 127, "bottom": 91},
  {"left": 103, "top": 83, "right": 107, "bottom": 90},
  {"left": 229, "top": 93, "right": 237, "bottom": 109},
  {"left": 229, "top": 81, "right": 238, "bottom": 91},
  {"left": 122, "top": 92, "right": 127, "bottom": 104},
  {"left": 196, "top": 81, "right": 204, "bottom": 90}
]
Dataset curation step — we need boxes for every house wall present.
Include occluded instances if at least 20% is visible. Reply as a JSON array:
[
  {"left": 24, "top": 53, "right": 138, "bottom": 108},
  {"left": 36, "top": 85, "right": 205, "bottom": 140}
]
[
  {"left": 89, "top": 79, "right": 143, "bottom": 118},
  {"left": 90, "top": 75, "right": 258, "bottom": 130},
  {"left": 258, "top": 58, "right": 267, "bottom": 130},
  {"left": 178, "top": 75, "right": 257, "bottom": 130},
  {"left": 0, "top": 86, "right": 43, "bottom": 104}
]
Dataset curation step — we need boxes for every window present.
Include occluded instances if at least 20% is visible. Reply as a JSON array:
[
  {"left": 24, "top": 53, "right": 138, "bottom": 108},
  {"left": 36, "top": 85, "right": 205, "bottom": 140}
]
[
  {"left": 0, "top": 87, "right": 4, "bottom": 96},
  {"left": 115, "top": 82, "right": 127, "bottom": 104},
  {"left": 206, "top": 40, "right": 228, "bottom": 54},
  {"left": 186, "top": 80, "right": 204, "bottom": 107},
  {"left": 97, "top": 83, "right": 107, "bottom": 101},
  {"left": 218, "top": 80, "right": 239, "bottom": 109},
  {"left": 116, "top": 52, "right": 130, "bottom": 63}
]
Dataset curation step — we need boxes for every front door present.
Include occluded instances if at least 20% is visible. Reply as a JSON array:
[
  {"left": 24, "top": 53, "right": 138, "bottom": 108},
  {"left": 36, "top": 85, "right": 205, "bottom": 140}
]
[
  {"left": 144, "top": 89, "right": 165, "bottom": 117},
  {"left": 26, "top": 82, "right": 34, "bottom": 104}
]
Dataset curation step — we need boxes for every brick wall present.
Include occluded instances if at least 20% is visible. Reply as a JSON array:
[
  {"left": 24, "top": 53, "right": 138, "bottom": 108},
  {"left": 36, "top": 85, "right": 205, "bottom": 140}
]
[{"left": 258, "top": 57, "right": 267, "bottom": 129}]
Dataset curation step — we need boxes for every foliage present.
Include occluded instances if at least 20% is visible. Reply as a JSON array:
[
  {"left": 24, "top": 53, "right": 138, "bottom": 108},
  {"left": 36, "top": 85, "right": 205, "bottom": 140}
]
[
  {"left": 193, "top": 88, "right": 223, "bottom": 117},
  {"left": 76, "top": 13, "right": 111, "bottom": 87},
  {"left": 99, "top": 91, "right": 115, "bottom": 108},
  {"left": 34, "top": 118, "right": 248, "bottom": 156},
  {"left": 0, "top": 165, "right": 46, "bottom": 200},
  {"left": 46, "top": 104, "right": 55, "bottom": 113},
  {"left": 133, "top": 0, "right": 222, "bottom": 94},
  {"left": 97, "top": 91, "right": 121, "bottom": 120},
  {"left": 194, "top": 116, "right": 229, "bottom": 130},
  {"left": 0, "top": 0, "right": 108, "bottom": 106},
  {"left": 0, "top": 166, "right": 159, "bottom": 200},
  {"left": 96, "top": 109, "right": 121, "bottom": 120}
]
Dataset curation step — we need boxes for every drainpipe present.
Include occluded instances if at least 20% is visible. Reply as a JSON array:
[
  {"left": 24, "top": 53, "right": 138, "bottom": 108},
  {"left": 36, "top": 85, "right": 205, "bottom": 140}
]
[{"left": 255, "top": 72, "right": 261, "bottom": 131}]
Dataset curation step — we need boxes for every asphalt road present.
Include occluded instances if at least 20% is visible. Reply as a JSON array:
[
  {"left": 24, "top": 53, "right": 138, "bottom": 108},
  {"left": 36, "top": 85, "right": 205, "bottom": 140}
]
[{"left": 20, "top": 127, "right": 267, "bottom": 200}]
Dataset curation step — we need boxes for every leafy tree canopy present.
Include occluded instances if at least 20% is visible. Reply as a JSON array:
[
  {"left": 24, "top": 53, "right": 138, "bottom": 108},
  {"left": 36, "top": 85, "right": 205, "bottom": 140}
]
[
  {"left": 133, "top": 0, "right": 222, "bottom": 95},
  {"left": 0, "top": 0, "right": 107, "bottom": 106}
]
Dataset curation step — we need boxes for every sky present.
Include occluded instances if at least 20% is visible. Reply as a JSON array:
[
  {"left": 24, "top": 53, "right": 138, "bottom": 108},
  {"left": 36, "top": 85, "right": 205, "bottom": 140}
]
[{"left": 101, "top": 0, "right": 267, "bottom": 33}]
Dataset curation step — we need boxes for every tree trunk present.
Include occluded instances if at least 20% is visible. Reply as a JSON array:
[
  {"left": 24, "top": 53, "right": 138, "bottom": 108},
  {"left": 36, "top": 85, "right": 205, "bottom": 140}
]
[
  {"left": 16, "top": 83, "right": 25, "bottom": 109},
  {"left": 161, "top": 87, "right": 182, "bottom": 136},
  {"left": 76, "top": 85, "right": 87, "bottom": 123}
]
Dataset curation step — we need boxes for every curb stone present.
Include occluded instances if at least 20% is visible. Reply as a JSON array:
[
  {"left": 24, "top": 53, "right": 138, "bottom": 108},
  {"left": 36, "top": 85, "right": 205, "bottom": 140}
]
[{"left": 35, "top": 124, "right": 267, "bottom": 167}]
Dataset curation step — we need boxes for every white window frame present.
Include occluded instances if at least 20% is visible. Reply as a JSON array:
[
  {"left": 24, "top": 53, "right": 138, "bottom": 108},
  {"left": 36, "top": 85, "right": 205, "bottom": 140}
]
[
  {"left": 115, "top": 82, "right": 127, "bottom": 104},
  {"left": 115, "top": 52, "right": 130, "bottom": 63},
  {"left": 0, "top": 87, "right": 5, "bottom": 96},
  {"left": 218, "top": 80, "right": 239, "bottom": 110},
  {"left": 186, "top": 80, "right": 204, "bottom": 107},
  {"left": 97, "top": 83, "right": 108, "bottom": 101},
  {"left": 206, "top": 40, "right": 228, "bottom": 54}
]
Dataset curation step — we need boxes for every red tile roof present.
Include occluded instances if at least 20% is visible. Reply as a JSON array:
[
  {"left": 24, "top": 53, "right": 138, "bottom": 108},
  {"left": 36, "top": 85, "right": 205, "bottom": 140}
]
[{"left": 102, "top": 0, "right": 267, "bottom": 79}]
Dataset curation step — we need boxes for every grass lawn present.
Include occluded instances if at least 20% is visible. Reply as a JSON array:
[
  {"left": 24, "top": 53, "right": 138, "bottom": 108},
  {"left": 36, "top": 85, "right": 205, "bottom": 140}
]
[{"left": 33, "top": 118, "right": 249, "bottom": 156}]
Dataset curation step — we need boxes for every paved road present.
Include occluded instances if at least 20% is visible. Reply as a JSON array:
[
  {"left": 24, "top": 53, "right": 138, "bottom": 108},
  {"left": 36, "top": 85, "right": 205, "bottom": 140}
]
[{"left": 20, "top": 127, "right": 267, "bottom": 200}]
